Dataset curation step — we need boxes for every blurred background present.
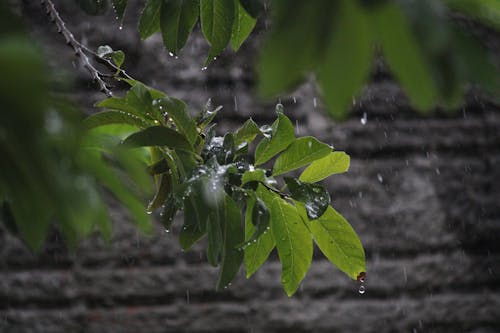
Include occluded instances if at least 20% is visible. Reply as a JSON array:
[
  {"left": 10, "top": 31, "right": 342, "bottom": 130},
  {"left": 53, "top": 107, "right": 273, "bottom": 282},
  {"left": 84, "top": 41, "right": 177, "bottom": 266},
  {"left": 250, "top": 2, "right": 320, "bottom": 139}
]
[{"left": 1, "top": 1, "right": 499, "bottom": 332}]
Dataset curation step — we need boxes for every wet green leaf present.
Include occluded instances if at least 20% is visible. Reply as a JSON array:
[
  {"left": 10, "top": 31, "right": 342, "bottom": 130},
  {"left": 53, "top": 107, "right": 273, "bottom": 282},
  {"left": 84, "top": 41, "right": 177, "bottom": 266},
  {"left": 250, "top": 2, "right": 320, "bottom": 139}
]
[
  {"left": 112, "top": 0, "right": 128, "bottom": 23},
  {"left": 233, "top": 118, "right": 260, "bottom": 146},
  {"left": 216, "top": 194, "right": 244, "bottom": 290},
  {"left": 231, "top": 1, "right": 256, "bottom": 51},
  {"left": 241, "top": 169, "right": 266, "bottom": 185},
  {"left": 299, "top": 151, "right": 350, "bottom": 183},
  {"left": 160, "top": 0, "right": 199, "bottom": 55},
  {"left": 181, "top": 187, "right": 208, "bottom": 250},
  {"left": 244, "top": 186, "right": 276, "bottom": 278},
  {"left": 285, "top": 178, "right": 330, "bottom": 220},
  {"left": 200, "top": 0, "right": 235, "bottom": 60},
  {"left": 254, "top": 113, "right": 295, "bottom": 165},
  {"left": 147, "top": 172, "right": 171, "bottom": 212},
  {"left": 160, "top": 196, "right": 177, "bottom": 231},
  {"left": 84, "top": 110, "right": 148, "bottom": 129},
  {"left": 273, "top": 137, "right": 331, "bottom": 176},
  {"left": 301, "top": 205, "right": 366, "bottom": 280},
  {"left": 139, "top": 0, "right": 162, "bottom": 39},
  {"left": 155, "top": 97, "right": 198, "bottom": 145},
  {"left": 271, "top": 197, "right": 312, "bottom": 297},
  {"left": 122, "top": 126, "right": 194, "bottom": 152}
]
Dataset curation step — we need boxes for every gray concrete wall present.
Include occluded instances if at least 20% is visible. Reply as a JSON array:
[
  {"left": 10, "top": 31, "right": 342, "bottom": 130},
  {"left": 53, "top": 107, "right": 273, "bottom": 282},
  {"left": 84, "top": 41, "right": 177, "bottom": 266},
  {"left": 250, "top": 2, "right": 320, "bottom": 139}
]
[{"left": 1, "top": 1, "right": 499, "bottom": 332}]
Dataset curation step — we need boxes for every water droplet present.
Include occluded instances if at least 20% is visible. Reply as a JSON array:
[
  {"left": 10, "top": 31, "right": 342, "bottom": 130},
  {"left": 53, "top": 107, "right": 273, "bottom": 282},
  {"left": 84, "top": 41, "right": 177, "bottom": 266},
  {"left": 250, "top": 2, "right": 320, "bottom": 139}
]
[
  {"left": 358, "top": 285, "right": 366, "bottom": 294},
  {"left": 168, "top": 52, "right": 174, "bottom": 57},
  {"left": 165, "top": 229, "right": 170, "bottom": 233},
  {"left": 357, "top": 272, "right": 366, "bottom": 283},
  {"left": 360, "top": 112, "right": 367, "bottom": 125},
  {"left": 275, "top": 103, "right": 284, "bottom": 113},
  {"left": 118, "top": 25, "right": 123, "bottom": 30},
  {"left": 146, "top": 210, "right": 153, "bottom": 215},
  {"left": 201, "top": 66, "right": 208, "bottom": 71},
  {"left": 377, "top": 173, "right": 383, "bottom": 183}
]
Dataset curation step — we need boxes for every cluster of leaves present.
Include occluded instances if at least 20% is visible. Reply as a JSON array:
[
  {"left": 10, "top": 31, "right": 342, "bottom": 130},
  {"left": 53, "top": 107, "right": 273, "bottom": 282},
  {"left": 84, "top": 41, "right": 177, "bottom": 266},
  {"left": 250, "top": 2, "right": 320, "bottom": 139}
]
[
  {"left": 0, "top": 4, "right": 152, "bottom": 249},
  {"left": 77, "top": 0, "right": 259, "bottom": 60},
  {"left": 76, "top": 0, "right": 499, "bottom": 119},
  {"left": 85, "top": 79, "right": 365, "bottom": 296}
]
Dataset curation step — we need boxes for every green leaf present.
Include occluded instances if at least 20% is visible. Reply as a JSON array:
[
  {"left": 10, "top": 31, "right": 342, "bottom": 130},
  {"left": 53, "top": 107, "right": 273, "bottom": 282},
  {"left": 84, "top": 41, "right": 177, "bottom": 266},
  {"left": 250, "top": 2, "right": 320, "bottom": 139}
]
[
  {"left": 112, "top": 0, "right": 128, "bottom": 23},
  {"left": 147, "top": 172, "right": 171, "bottom": 212},
  {"left": 216, "top": 194, "right": 244, "bottom": 290},
  {"left": 95, "top": 97, "right": 139, "bottom": 115},
  {"left": 231, "top": 1, "right": 256, "bottom": 51},
  {"left": 233, "top": 118, "right": 260, "bottom": 146},
  {"left": 126, "top": 83, "right": 158, "bottom": 118},
  {"left": 242, "top": 196, "right": 269, "bottom": 243},
  {"left": 372, "top": 2, "right": 437, "bottom": 112},
  {"left": 254, "top": 113, "right": 295, "bottom": 165},
  {"left": 272, "top": 137, "right": 331, "bottom": 176},
  {"left": 122, "top": 126, "right": 194, "bottom": 152},
  {"left": 285, "top": 178, "right": 330, "bottom": 220},
  {"left": 271, "top": 197, "right": 312, "bottom": 297},
  {"left": 139, "top": 0, "right": 162, "bottom": 40},
  {"left": 318, "top": 0, "right": 373, "bottom": 119},
  {"left": 257, "top": 1, "right": 335, "bottom": 96},
  {"left": 160, "top": 0, "right": 199, "bottom": 55},
  {"left": 299, "top": 151, "right": 350, "bottom": 183},
  {"left": 80, "top": 151, "right": 152, "bottom": 234},
  {"left": 244, "top": 185, "right": 276, "bottom": 278},
  {"left": 241, "top": 169, "right": 266, "bottom": 185},
  {"left": 200, "top": 0, "right": 235, "bottom": 60},
  {"left": 84, "top": 110, "right": 149, "bottom": 129},
  {"left": 111, "top": 50, "right": 125, "bottom": 68},
  {"left": 304, "top": 205, "right": 366, "bottom": 280},
  {"left": 156, "top": 97, "right": 198, "bottom": 145}
]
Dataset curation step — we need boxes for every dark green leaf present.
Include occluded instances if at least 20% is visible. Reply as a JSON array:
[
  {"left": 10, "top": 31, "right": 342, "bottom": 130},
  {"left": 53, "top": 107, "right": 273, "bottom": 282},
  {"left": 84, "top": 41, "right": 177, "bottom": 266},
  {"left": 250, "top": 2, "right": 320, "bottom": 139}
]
[
  {"left": 254, "top": 113, "right": 295, "bottom": 165},
  {"left": 84, "top": 110, "right": 149, "bottom": 129},
  {"left": 180, "top": 188, "right": 208, "bottom": 250},
  {"left": 231, "top": 1, "right": 257, "bottom": 51},
  {"left": 122, "top": 126, "right": 194, "bottom": 152},
  {"left": 257, "top": 0, "right": 335, "bottom": 96},
  {"left": 139, "top": 0, "right": 162, "bottom": 39},
  {"left": 147, "top": 172, "right": 171, "bottom": 212},
  {"left": 216, "top": 194, "right": 244, "bottom": 290},
  {"left": 112, "top": 0, "right": 128, "bottom": 23},
  {"left": 270, "top": 196, "right": 312, "bottom": 297},
  {"left": 160, "top": 196, "right": 177, "bottom": 231},
  {"left": 301, "top": 205, "right": 366, "bottom": 280},
  {"left": 272, "top": 137, "right": 331, "bottom": 176},
  {"left": 155, "top": 97, "right": 198, "bottom": 145},
  {"left": 200, "top": 0, "right": 235, "bottom": 60},
  {"left": 318, "top": 0, "right": 373, "bottom": 119},
  {"left": 147, "top": 158, "right": 170, "bottom": 175},
  {"left": 238, "top": 0, "right": 262, "bottom": 18},
  {"left": 160, "top": 0, "right": 199, "bottom": 55},
  {"left": 111, "top": 50, "right": 125, "bottom": 68},
  {"left": 285, "top": 178, "right": 330, "bottom": 220},
  {"left": 299, "top": 151, "right": 350, "bottom": 183}
]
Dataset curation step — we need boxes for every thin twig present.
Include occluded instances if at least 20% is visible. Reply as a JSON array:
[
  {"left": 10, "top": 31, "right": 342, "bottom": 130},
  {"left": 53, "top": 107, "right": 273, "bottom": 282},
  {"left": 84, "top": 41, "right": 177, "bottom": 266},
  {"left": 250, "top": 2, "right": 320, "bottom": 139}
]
[{"left": 41, "top": 0, "right": 113, "bottom": 96}]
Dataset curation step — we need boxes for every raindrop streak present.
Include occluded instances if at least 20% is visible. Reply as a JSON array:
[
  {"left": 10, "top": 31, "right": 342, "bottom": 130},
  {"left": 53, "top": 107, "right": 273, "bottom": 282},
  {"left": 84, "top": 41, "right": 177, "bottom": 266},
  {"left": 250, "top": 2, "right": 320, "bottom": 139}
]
[
  {"left": 360, "top": 112, "right": 367, "bottom": 125},
  {"left": 313, "top": 97, "right": 317, "bottom": 108},
  {"left": 233, "top": 96, "right": 238, "bottom": 111},
  {"left": 377, "top": 173, "right": 383, "bottom": 183},
  {"left": 186, "top": 289, "right": 190, "bottom": 304}
]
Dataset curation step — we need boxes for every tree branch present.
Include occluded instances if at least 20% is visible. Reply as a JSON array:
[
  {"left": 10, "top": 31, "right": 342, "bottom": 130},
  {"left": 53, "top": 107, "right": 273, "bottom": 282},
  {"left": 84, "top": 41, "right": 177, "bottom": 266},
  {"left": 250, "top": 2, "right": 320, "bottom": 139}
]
[{"left": 41, "top": 0, "right": 113, "bottom": 97}]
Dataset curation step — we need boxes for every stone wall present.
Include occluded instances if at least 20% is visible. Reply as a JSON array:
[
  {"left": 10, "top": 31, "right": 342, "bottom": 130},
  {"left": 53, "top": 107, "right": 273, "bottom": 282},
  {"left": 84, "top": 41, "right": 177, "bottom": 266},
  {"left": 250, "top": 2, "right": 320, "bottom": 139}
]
[{"left": 1, "top": 1, "right": 499, "bottom": 332}]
